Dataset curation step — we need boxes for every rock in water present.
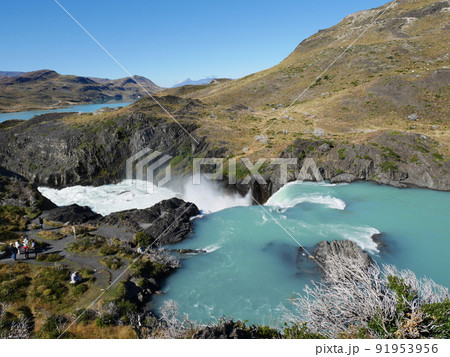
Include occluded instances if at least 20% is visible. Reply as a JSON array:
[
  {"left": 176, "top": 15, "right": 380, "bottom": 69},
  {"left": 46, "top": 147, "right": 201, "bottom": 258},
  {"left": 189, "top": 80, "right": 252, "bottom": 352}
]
[
  {"left": 313, "top": 240, "right": 371, "bottom": 269},
  {"left": 330, "top": 173, "right": 357, "bottom": 183}
]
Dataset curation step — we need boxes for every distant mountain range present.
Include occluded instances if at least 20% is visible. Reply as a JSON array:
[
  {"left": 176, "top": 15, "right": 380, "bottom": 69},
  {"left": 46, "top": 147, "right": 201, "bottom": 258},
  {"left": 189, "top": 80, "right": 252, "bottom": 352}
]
[
  {"left": 172, "top": 77, "right": 217, "bottom": 87},
  {"left": 0, "top": 71, "right": 25, "bottom": 78},
  {"left": 0, "top": 70, "right": 163, "bottom": 112}
]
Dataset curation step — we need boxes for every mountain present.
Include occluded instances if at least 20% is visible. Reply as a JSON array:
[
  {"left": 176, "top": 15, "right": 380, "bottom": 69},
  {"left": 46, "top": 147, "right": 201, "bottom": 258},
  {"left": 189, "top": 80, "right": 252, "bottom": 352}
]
[
  {"left": 0, "top": 70, "right": 163, "bottom": 112},
  {"left": 172, "top": 77, "right": 217, "bottom": 87},
  {"left": 0, "top": 71, "right": 24, "bottom": 78},
  {"left": 163, "top": 0, "right": 449, "bottom": 154},
  {"left": 0, "top": 0, "right": 448, "bottom": 195}
]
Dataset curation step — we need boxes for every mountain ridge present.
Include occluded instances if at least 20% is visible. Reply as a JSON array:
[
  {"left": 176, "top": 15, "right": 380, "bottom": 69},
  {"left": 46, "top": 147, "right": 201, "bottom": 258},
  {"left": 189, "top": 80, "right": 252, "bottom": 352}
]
[
  {"left": 0, "top": 70, "right": 163, "bottom": 112},
  {"left": 172, "top": 77, "right": 218, "bottom": 87}
]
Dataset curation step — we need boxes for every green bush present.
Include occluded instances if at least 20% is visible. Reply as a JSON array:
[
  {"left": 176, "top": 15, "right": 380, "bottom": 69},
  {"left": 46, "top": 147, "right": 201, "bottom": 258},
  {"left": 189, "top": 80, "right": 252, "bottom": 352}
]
[
  {"left": 381, "top": 161, "right": 398, "bottom": 173},
  {"left": 420, "top": 300, "right": 450, "bottom": 338},
  {"left": 283, "top": 323, "right": 326, "bottom": 339},
  {"left": 68, "top": 234, "right": 106, "bottom": 252},
  {"left": 100, "top": 257, "right": 123, "bottom": 270},
  {"left": 0, "top": 275, "right": 31, "bottom": 302},
  {"left": 36, "top": 253, "right": 64, "bottom": 262},
  {"left": 381, "top": 146, "right": 401, "bottom": 161},
  {"left": 337, "top": 148, "right": 346, "bottom": 160},
  {"left": 72, "top": 283, "right": 88, "bottom": 297},
  {"left": 39, "top": 314, "right": 72, "bottom": 339},
  {"left": 99, "top": 244, "right": 119, "bottom": 256},
  {"left": 31, "top": 266, "right": 69, "bottom": 304},
  {"left": 133, "top": 232, "right": 152, "bottom": 247},
  {"left": 253, "top": 325, "right": 281, "bottom": 339}
]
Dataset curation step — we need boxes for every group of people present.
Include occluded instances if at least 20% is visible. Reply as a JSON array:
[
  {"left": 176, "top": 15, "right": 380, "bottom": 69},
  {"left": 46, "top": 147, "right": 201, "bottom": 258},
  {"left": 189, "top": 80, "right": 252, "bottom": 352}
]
[{"left": 9, "top": 236, "right": 37, "bottom": 261}]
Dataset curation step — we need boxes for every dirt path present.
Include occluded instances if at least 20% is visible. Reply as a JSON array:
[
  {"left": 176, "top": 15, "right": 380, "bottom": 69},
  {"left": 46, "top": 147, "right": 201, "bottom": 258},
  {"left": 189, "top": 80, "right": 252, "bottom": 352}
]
[{"left": 0, "top": 219, "right": 134, "bottom": 284}]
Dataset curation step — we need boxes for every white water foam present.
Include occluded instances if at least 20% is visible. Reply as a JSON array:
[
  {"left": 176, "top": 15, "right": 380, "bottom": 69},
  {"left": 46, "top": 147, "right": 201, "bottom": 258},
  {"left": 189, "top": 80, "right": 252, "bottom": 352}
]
[
  {"left": 266, "top": 194, "right": 346, "bottom": 210},
  {"left": 38, "top": 179, "right": 252, "bottom": 215},
  {"left": 332, "top": 225, "right": 380, "bottom": 253},
  {"left": 38, "top": 180, "right": 178, "bottom": 216},
  {"left": 202, "top": 244, "right": 222, "bottom": 253}
]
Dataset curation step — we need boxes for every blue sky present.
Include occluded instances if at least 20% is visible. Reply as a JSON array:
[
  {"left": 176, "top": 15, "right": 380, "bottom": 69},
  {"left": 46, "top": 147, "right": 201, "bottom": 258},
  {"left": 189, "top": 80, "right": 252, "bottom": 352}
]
[{"left": 0, "top": 0, "right": 388, "bottom": 87}]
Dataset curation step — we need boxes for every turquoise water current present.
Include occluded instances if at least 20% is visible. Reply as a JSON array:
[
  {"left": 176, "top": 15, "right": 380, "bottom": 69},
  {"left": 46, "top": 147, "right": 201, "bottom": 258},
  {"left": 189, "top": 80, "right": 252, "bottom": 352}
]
[{"left": 152, "top": 181, "right": 450, "bottom": 326}]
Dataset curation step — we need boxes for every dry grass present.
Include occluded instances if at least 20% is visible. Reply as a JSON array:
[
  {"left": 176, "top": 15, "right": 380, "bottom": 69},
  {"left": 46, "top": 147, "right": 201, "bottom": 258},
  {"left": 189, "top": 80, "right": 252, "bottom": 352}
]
[
  {"left": 67, "top": 323, "right": 137, "bottom": 339},
  {"left": 43, "top": 219, "right": 63, "bottom": 228},
  {"left": 157, "top": 0, "right": 449, "bottom": 158},
  {"left": 60, "top": 224, "right": 96, "bottom": 236},
  {"left": 36, "top": 230, "right": 65, "bottom": 240}
]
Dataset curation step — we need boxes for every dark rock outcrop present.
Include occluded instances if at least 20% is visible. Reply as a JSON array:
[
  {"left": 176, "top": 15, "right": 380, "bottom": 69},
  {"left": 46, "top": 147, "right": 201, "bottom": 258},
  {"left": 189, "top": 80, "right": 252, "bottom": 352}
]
[
  {"left": 252, "top": 131, "right": 450, "bottom": 202},
  {"left": 0, "top": 166, "right": 57, "bottom": 210},
  {"left": 42, "top": 204, "right": 101, "bottom": 224},
  {"left": 0, "top": 96, "right": 205, "bottom": 188},
  {"left": 193, "top": 321, "right": 253, "bottom": 339},
  {"left": 100, "top": 198, "right": 200, "bottom": 246},
  {"left": 330, "top": 173, "right": 357, "bottom": 184},
  {"left": 313, "top": 240, "right": 372, "bottom": 269}
]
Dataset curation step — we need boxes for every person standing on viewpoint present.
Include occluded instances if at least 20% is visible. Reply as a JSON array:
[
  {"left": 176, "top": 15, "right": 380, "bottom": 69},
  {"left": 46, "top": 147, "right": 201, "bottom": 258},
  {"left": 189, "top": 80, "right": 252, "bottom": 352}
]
[
  {"left": 23, "top": 242, "right": 29, "bottom": 259},
  {"left": 15, "top": 240, "right": 21, "bottom": 256},
  {"left": 31, "top": 240, "right": 37, "bottom": 258},
  {"left": 10, "top": 243, "right": 16, "bottom": 261}
]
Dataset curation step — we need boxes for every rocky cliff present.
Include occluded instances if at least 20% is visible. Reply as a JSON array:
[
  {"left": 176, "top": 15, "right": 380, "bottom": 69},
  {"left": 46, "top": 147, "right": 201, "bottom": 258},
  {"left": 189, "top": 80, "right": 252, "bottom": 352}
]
[
  {"left": 250, "top": 130, "right": 450, "bottom": 203},
  {"left": 0, "top": 96, "right": 210, "bottom": 188}
]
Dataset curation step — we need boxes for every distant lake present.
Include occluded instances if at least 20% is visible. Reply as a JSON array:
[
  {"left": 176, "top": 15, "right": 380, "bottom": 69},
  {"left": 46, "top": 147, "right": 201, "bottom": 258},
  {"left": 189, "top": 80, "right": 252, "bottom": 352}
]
[{"left": 0, "top": 102, "right": 133, "bottom": 123}]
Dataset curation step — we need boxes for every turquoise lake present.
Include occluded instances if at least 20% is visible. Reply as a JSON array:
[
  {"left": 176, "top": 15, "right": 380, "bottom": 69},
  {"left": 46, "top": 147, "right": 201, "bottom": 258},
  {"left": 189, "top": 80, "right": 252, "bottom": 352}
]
[
  {"left": 151, "top": 181, "right": 450, "bottom": 326},
  {"left": 38, "top": 179, "right": 450, "bottom": 327},
  {"left": 0, "top": 102, "right": 133, "bottom": 123}
]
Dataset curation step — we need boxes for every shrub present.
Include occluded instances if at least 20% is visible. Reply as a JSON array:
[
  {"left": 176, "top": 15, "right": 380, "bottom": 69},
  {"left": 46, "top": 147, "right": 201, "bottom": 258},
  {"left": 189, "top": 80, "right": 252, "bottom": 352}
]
[
  {"left": 337, "top": 148, "right": 346, "bottom": 160},
  {"left": 0, "top": 275, "right": 31, "bottom": 302},
  {"left": 133, "top": 232, "right": 152, "bottom": 247},
  {"left": 36, "top": 253, "right": 64, "bottom": 262},
  {"left": 60, "top": 224, "right": 96, "bottom": 236},
  {"left": 283, "top": 323, "right": 325, "bottom": 339},
  {"left": 420, "top": 300, "right": 450, "bottom": 338},
  {"left": 39, "top": 314, "right": 71, "bottom": 339},
  {"left": 381, "top": 161, "right": 398, "bottom": 173},
  {"left": 381, "top": 146, "right": 401, "bottom": 161},
  {"left": 29, "top": 223, "right": 40, "bottom": 230},
  {"left": 42, "top": 219, "right": 63, "bottom": 228},
  {"left": 284, "top": 254, "right": 449, "bottom": 338},
  {"left": 0, "top": 206, "right": 28, "bottom": 242},
  {"left": 410, "top": 154, "right": 420, "bottom": 164},
  {"left": 100, "top": 257, "right": 123, "bottom": 270},
  {"left": 36, "top": 230, "right": 65, "bottom": 240},
  {"left": 31, "top": 266, "right": 69, "bottom": 304},
  {"left": 72, "top": 283, "right": 88, "bottom": 297},
  {"left": 67, "top": 234, "right": 105, "bottom": 252},
  {"left": 99, "top": 244, "right": 119, "bottom": 256}
]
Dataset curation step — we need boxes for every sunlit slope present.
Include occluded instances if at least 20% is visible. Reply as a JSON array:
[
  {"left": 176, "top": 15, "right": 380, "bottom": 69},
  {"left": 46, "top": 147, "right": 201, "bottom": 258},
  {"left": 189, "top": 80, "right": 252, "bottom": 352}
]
[{"left": 163, "top": 0, "right": 449, "bottom": 151}]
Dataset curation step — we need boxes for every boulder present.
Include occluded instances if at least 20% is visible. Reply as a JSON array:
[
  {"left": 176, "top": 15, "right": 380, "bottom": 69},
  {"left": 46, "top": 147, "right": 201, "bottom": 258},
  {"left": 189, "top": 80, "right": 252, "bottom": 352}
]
[
  {"left": 0, "top": 167, "right": 57, "bottom": 210},
  {"left": 330, "top": 173, "right": 357, "bottom": 183},
  {"left": 42, "top": 204, "right": 101, "bottom": 224},
  {"left": 313, "top": 240, "right": 371, "bottom": 269},
  {"left": 313, "top": 128, "right": 325, "bottom": 137},
  {"left": 100, "top": 198, "right": 200, "bottom": 246}
]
